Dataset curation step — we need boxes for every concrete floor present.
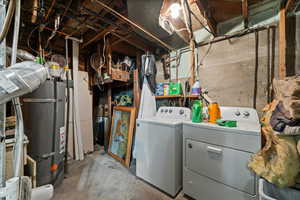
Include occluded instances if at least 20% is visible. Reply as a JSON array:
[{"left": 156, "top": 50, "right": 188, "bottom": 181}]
[{"left": 53, "top": 151, "right": 189, "bottom": 200}]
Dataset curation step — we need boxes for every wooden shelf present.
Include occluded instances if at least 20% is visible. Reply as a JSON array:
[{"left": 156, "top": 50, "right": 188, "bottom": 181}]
[
  {"left": 186, "top": 95, "right": 200, "bottom": 99},
  {"left": 155, "top": 95, "right": 200, "bottom": 99},
  {"left": 155, "top": 95, "right": 183, "bottom": 99}
]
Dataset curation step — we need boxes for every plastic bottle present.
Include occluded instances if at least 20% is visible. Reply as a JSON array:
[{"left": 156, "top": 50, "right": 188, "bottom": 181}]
[
  {"left": 163, "top": 83, "right": 169, "bottom": 96},
  {"left": 192, "top": 100, "right": 203, "bottom": 123},
  {"left": 191, "top": 80, "right": 201, "bottom": 95},
  {"left": 208, "top": 102, "right": 221, "bottom": 123}
]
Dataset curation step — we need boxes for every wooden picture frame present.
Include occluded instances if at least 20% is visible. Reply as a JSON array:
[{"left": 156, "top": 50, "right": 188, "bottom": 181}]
[{"left": 108, "top": 106, "right": 136, "bottom": 167}]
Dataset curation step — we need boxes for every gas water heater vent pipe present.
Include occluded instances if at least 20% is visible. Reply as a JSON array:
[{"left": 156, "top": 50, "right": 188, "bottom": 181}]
[
  {"left": 0, "top": 0, "right": 16, "bottom": 43},
  {"left": 10, "top": 0, "right": 24, "bottom": 178}
]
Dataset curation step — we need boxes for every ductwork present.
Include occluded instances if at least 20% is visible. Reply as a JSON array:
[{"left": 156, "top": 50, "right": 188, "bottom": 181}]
[
  {"left": 0, "top": 61, "right": 48, "bottom": 105},
  {"left": 6, "top": 47, "right": 35, "bottom": 61},
  {"left": 127, "top": 0, "right": 187, "bottom": 49}
]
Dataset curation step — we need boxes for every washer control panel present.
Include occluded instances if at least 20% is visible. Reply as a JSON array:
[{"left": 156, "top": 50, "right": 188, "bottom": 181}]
[{"left": 156, "top": 107, "right": 191, "bottom": 121}]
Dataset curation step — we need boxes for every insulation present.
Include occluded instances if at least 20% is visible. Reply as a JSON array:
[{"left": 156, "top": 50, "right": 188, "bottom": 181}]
[
  {"left": 248, "top": 101, "right": 300, "bottom": 187},
  {"left": 0, "top": 61, "right": 48, "bottom": 104},
  {"left": 273, "top": 76, "right": 300, "bottom": 119}
]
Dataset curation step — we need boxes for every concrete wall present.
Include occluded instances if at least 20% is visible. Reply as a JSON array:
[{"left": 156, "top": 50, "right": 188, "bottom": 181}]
[
  {"left": 157, "top": 29, "right": 278, "bottom": 114},
  {"left": 156, "top": 13, "right": 300, "bottom": 115}
]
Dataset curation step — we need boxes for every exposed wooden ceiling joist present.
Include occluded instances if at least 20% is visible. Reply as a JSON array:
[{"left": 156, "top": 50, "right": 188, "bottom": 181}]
[
  {"left": 193, "top": 0, "right": 217, "bottom": 36},
  {"left": 111, "top": 41, "right": 142, "bottom": 57},
  {"left": 110, "top": 32, "right": 156, "bottom": 52},
  {"left": 81, "top": 24, "right": 118, "bottom": 48},
  {"left": 94, "top": 0, "right": 174, "bottom": 51},
  {"left": 286, "top": 0, "right": 297, "bottom": 11}
]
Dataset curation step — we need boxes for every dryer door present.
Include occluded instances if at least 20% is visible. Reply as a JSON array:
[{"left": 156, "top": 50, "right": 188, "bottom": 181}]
[{"left": 185, "top": 139, "right": 256, "bottom": 195}]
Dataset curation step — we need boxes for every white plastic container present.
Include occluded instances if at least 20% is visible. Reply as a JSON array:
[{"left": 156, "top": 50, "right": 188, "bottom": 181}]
[
  {"left": 191, "top": 80, "right": 201, "bottom": 95},
  {"left": 259, "top": 179, "right": 300, "bottom": 200}
]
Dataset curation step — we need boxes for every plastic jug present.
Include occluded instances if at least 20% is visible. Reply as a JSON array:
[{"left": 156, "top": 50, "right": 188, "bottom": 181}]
[
  {"left": 191, "top": 80, "right": 201, "bottom": 95},
  {"left": 192, "top": 100, "right": 203, "bottom": 123},
  {"left": 208, "top": 102, "right": 221, "bottom": 123}
]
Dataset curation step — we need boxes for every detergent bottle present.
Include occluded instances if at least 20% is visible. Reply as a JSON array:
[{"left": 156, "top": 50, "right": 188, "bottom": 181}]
[
  {"left": 192, "top": 100, "right": 203, "bottom": 123},
  {"left": 191, "top": 80, "right": 201, "bottom": 95},
  {"left": 208, "top": 102, "right": 221, "bottom": 123}
]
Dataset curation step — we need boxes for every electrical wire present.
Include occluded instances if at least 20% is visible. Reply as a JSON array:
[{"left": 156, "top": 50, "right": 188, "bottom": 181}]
[
  {"left": 27, "top": 25, "right": 40, "bottom": 55},
  {"left": 199, "top": 42, "right": 212, "bottom": 66}
]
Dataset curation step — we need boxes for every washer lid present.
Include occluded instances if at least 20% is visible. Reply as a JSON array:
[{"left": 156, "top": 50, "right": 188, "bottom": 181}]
[
  {"left": 183, "top": 120, "right": 261, "bottom": 136},
  {"left": 137, "top": 118, "right": 182, "bottom": 127}
]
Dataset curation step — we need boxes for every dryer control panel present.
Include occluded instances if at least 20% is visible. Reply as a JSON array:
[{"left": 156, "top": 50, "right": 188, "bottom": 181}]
[{"left": 156, "top": 107, "right": 191, "bottom": 121}]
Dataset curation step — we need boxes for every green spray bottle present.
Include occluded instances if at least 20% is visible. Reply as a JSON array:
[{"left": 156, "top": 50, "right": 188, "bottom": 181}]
[{"left": 192, "top": 100, "right": 203, "bottom": 123}]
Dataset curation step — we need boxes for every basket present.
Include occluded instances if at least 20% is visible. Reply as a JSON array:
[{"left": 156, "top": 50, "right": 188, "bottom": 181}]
[
  {"left": 111, "top": 68, "right": 129, "bottom": 82},
  {"left": 259, "top": 179, "right": 300, "bottom": 200}
]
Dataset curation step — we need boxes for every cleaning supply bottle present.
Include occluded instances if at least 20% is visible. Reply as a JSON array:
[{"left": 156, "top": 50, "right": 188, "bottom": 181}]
[
  {"left": 191, "top": 80, "right": 201, "bottom": 95},
  {"left": 163, "top": 83, "right": 169, "bottom": 96},
  {"left": 208, "top": 102, "right": 221, "bottom": 123},
  {"left": 192, "top": 100, "right": 203, "bottom": 123}
]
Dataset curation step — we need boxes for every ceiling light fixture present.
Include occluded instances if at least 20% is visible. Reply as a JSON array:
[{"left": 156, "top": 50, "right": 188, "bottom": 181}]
[{"left": 170, "top": 3, "right": 181, "bottom": 19}]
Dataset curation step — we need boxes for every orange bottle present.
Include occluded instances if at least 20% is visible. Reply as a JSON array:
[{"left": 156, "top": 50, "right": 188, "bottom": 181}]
[{"left": 208, "top": 102, "right": 221, "bottom": 123}]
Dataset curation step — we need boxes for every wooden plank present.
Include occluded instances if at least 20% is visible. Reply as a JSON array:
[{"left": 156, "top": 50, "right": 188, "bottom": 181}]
[
  {"left": 110, "top": 32, "right": 155, "bottom": 53},
  {"left": 65, "top": 71, "right": 75, "bottom": 160},
  {"left": 107, "top": 38, "right": 112, "bottom": 75},
  {"left": 189, "top": 40, "right": 196, "bottom": 86},
  {"left": 106, "top": 87, "right": 112, "bottom": 151},
  {"left": 78, "top": 71, "right": 94, "bottom": 154},
  {"left": 286, "top": 0, "right": 296, "bottom": 11},
  {"left": 94, "top": 0, "right": 174, "bottom": 51},
  {"left": 279, "top": 5, "right": 286, "bottom": 79},
  {"left": 133, "top": 69, "right": 141, "bottom": 115},
  {"left": 194, "top": 0, "right": 217, "bottom": 36},
  {"left": 125, "top": 107, "right": 136, "bottom": 167},
  {"left": 111, "top": 33, "right": 132, "bottom": 46},
  {"left": 155, "top": 95, "right": 183, "bottom": 99},
  {"left": 242, "top": 0, "right": 248, "bottom": 28},
  {"left": 26, "top": 155, "right": 36, "bottom": 188},
  {"left": 82, "top": 24, "right": 116, "bottom": 48},
  {"left": 155, "top": 95, "right": 200, "bottom": 99},
  {"left": 72, "top": 40, "right": 84, "bottom": 160}
]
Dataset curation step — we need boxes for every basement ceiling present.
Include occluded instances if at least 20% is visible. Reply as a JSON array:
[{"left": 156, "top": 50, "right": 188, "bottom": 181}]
[{"left": 16, "top": 0, "right": 281, "bottom": 57}]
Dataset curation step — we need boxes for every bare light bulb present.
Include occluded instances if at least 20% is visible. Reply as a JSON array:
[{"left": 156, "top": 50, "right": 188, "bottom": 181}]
[{"left": 170, "top": 3, "right": 181, "bottom": 19}]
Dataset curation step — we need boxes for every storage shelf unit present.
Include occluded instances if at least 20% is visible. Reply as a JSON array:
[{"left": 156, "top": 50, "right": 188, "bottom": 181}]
[{"left": 155, "top": 95, "right": 199, "bottom": 99}]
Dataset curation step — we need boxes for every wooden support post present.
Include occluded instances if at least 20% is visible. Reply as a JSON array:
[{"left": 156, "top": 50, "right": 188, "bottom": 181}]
[
  {"left": 242, "top": 0, "right": 249, "bottom": 28},
  {"left": 279, "top": 5, "right": 286, "bottom": 79},
  {"left": 134, "top": 53, "right": 141, "bottom": 116},
  {"left": 189, "top": 40, "right": 196, "bottom": 87},
  {"left": 107, "top": 38, "right": 112, "bottom": 76},
  {"left": 133, "top": 70, "right": 140, "bottom": 114},
  {"left": 175, "top": 51, "right": 179, "bottom": 81},
  {"left": 106, "top": 87, "right": 112, "bottom": 151}
]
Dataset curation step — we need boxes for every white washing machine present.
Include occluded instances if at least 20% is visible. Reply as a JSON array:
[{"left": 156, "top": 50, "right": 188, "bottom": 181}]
[
  {"left": 183, "top": 107, "right": 261, "bottom": 200},
  {"left": 135, "top": 107, "right": 191, "bottom": 197}
]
